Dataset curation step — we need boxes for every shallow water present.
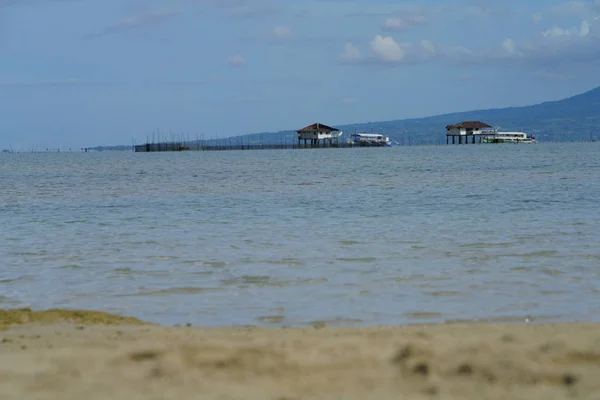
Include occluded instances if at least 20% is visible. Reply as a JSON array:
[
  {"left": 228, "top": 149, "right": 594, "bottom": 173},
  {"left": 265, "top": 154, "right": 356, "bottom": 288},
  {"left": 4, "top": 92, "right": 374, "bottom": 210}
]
[{"left": 1, "top": 142, "right": 599, "bottom": 326}]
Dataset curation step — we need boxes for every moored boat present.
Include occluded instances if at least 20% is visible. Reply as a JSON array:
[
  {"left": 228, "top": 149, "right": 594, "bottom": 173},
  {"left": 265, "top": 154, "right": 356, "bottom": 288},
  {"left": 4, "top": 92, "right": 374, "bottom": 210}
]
[
  {"left": 347, "top": 132, "right": 392, "bottom": 147},
  {"left": 481, "top": 131, "right": 536, "bottom": 144}
]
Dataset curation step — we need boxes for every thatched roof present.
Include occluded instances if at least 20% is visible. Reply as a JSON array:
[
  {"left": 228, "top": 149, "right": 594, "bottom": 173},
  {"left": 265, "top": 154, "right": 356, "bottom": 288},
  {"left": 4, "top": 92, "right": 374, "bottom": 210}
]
[
  {"left": 296, "top": 123, "right": 339, "bottom": 133},
  {"left": 445, "top": 121, "right": 492, "bottom": 130}
]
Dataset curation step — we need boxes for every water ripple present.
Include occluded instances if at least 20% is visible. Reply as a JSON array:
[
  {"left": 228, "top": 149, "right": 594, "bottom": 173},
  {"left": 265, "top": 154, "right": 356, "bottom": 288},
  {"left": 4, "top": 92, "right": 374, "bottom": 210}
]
[
  {"left": 2, "top": 144, "right": 600, "bottom": 326},
  {"left": 116, "top": 287, "right": 225, "bottom": 297}
]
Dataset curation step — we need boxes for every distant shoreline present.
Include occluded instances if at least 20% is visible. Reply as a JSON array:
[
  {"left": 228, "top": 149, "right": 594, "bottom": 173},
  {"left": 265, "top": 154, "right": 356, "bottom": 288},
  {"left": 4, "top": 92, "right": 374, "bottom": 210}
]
[{"left": 2, "top": 138, "right": 598, "bottom": 154}]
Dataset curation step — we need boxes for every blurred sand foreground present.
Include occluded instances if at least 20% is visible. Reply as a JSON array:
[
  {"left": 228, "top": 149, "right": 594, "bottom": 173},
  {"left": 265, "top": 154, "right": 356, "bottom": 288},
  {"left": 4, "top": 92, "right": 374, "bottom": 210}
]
[{"left": 2, "top": 309, "right": 600, "bottom": 399}]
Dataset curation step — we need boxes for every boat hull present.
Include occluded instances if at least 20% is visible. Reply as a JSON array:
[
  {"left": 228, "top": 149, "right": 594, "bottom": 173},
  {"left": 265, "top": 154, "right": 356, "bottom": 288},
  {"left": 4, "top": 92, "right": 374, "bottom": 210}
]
[
  {"left": 481, "top": 131, "right": 536, "bottom": 144},
  {"left": 347, "top": 133, "right": 392, "bottom": 147},
  {"left": 349, "top": 141, "right": 392, "bottom": 147},
  {"left": 481, "top": 138, "right": 536, "bottom": 144}
]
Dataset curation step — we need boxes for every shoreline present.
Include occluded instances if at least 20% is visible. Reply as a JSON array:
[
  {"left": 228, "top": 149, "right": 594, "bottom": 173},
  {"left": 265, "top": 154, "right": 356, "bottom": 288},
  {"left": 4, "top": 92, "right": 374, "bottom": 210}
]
[{"left": 2, "top": 308, "right": 600, "bottom": 399}]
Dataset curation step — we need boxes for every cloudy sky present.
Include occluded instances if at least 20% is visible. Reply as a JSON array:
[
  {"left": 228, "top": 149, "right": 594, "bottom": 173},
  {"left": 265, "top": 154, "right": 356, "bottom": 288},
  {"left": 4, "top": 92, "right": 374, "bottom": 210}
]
[{"left": 1, "top": 0, "right": 600, "bottom": 149}]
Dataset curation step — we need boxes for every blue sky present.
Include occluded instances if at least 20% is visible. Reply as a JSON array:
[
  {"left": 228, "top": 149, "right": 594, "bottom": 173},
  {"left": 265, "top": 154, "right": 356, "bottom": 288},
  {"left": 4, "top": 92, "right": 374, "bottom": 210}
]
[{"left": 1, "top": 0, "right": 600, "bottom": 150}]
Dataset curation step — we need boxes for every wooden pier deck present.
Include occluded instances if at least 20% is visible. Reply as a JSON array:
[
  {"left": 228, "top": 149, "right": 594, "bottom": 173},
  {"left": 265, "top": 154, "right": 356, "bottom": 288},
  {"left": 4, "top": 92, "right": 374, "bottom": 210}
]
[{"left": 134, "top": 142, "right": 364, "bottom": 152}]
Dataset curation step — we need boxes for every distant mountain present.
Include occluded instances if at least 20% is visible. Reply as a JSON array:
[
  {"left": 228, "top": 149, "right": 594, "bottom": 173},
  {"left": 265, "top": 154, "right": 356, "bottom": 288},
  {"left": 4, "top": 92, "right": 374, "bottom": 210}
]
[
  {"left": 92, "top": 85, "right": 600, "bottom": 150},
  {"left": 236, "top": 85, "right": 600, "bottom": 146}
]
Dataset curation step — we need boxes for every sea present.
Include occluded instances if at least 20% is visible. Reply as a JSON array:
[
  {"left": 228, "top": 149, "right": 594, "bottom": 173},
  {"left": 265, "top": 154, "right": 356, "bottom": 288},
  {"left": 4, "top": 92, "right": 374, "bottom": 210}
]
[{"left": 1, "top": 142, "right": 599, "bottom": 327}]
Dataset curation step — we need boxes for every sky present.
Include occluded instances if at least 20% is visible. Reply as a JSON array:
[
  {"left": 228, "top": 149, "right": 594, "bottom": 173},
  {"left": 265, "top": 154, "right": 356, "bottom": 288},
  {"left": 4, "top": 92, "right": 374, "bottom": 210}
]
[{"left": 1, "top": 0, "right": 600, "bottom": 150}]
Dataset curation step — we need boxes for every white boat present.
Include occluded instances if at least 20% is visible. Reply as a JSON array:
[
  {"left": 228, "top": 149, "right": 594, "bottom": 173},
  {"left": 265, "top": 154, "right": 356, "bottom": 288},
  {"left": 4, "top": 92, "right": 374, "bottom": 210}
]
[
  {"left": 347, "top": 132, "right": 392, "bottom": 147},
  {"left": 481, "top": 130, "right": 536, "bottom": 144}
]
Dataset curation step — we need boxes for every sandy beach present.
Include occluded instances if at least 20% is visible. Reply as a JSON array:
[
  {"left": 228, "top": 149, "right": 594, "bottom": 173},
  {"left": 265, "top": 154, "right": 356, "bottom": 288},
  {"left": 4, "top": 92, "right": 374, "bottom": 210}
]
[{"left": 1, "top": 309, "right": 600, "bottom": 399}]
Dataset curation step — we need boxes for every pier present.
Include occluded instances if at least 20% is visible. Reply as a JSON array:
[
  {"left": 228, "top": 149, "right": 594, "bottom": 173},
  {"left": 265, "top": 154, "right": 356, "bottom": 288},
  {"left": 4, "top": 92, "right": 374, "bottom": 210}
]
[
  {"left": 445, "top": 121, "right": 492, "bottom": 144},
  {"left": 134, "top": 122, "right": 350, "bottom": 152},
  {"left": 129, "top": 120, "right": 539, "bottom": 153},
  {"left": 134, "top": 142, "right": 355, "bottom": 152},
  {"left": 296, "top": 122, "right": 343, "bottom": 147}
]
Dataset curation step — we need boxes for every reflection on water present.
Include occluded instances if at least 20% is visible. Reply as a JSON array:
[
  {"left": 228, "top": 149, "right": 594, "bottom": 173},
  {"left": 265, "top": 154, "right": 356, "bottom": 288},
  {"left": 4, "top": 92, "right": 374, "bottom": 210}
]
[{"left": 1, "top": 142, "right": 599, "bottom": 326}]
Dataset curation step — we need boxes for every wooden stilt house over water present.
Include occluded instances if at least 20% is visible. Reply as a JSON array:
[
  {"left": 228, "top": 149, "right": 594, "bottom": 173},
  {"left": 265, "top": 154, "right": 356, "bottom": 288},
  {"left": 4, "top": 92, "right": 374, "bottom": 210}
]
[
  {"left": 296, "top": 122, "right": 343, "bottom": 147},
  {"left": 445, "top": 121, "right": 492, "bottom": 144}
]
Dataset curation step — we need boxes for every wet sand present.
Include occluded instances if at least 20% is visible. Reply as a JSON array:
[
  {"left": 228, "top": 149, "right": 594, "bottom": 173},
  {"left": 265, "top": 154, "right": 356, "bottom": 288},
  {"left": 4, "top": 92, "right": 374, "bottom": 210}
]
[{"left": 2, "top": 309, "right": 600, "bottom": 399}]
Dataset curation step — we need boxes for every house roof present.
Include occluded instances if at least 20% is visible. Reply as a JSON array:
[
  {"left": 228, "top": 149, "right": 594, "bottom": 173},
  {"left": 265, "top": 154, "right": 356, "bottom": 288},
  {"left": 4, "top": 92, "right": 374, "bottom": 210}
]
[
  {"left": 296, "top": 122, "right": 339, "bottom": 133},
  {"left": 445, "top": 121, "right": 492, "bottom": 130}
]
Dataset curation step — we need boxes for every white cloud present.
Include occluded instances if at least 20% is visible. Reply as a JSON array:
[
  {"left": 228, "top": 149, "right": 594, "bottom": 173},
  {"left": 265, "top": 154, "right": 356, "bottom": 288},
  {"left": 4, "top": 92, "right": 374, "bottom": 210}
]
[
  {"left": 463, "top": 17, "right": 600, "bottom": 65},
  {"left": 370, "top": 35, "right": 407, "bottom": 63},
  {"left": 438, "top": 45, "right": 474, "bottom": 62},
  {"left": 228, "top": 55, "right": 246, "bottom": 67},
  {"left": 463, "top": 4, "right": 511, "bottom": 19},
  {"left": 548, "top": 0, "right": 590, "bottom": 18},
  {"left": 543, "top": 20, "right": 592, "bottom": 37},
  {"left": 250, "top": 24, "right": 301, "bottom": 44},
  {"left": 339, "top": 35, "right": 409, "bottom": 65},
  {"left": 273, "top": 25, "right": 292, "bottom": 39},
  {"left": 501, "top": 39, "right": 519, "bottom": 54},
  {"left": 199, "top": 0, "right": 279, "bottom": 19},
  {"left": 410, "top": 14, "right": 427, "bottom": 24},
  {"left": 340, "top": 42, "right": 363, "bottom": 62},
  {"left": 383, "top": 18, "right": 408, "bottom": 31},
  {"left": 340, "top": 2, "right": 600, "bottom": 69},
  {"left": 543, "top": 26, "right": 572, "bottom": 37},
  {"left": 420, "top": 40, "right": 436, "bottom": 58},
  {"left": 85, "top": 9, "right": 178, "bottom": 38},
  {"left": 580, "top": 20, "right": 591, "bottom": 35},
  {"left": 382, "top": 13, "right": 426, "bottom": 31}
]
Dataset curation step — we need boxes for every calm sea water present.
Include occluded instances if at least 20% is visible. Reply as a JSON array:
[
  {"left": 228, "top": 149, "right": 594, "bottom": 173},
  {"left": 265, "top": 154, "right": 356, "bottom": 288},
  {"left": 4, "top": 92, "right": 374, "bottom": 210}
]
[{"left": 1, "top": 143, "right": 599, "bottom": 327}]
